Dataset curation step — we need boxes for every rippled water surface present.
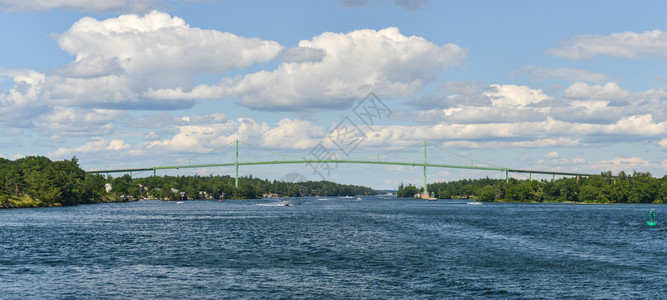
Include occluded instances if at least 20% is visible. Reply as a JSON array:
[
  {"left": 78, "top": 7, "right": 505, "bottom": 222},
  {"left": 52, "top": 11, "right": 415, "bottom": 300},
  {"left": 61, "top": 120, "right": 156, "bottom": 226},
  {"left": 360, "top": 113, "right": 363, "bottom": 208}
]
[{"left": 1, "top": 198, "right": 665, "bottom": 299}]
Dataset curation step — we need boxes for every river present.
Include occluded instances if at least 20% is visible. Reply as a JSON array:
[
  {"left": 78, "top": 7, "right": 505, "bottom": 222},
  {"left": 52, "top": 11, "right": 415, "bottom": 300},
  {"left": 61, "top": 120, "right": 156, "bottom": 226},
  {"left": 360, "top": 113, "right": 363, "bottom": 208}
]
[{"left": 1, "top": 197, "right": 665, "bottom": 299}]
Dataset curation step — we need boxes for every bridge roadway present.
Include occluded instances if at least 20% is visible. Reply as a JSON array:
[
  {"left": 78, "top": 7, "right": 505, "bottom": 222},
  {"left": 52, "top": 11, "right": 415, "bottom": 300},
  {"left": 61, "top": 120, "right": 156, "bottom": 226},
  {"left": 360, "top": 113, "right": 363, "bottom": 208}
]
[{"left": 87, "top": 159, "right": 600, "bottom": 185}]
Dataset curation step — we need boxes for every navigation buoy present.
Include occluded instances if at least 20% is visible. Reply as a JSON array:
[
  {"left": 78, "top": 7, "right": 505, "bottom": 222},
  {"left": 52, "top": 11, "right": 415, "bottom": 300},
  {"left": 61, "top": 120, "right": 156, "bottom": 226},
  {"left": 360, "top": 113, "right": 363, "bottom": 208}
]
[{"left": 647, "top": 210, "right": 657, "bottom": 227}]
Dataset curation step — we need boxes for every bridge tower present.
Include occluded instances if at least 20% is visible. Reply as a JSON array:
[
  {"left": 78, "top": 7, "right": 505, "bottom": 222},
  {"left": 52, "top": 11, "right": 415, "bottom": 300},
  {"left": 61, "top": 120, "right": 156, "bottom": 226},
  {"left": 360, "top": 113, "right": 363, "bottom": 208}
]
[
  {"left": 235, "top": 139, "right": 239, "bottom": 188},
  {"left": 423, "top": 140, "right": 428, "bottom": 197}
]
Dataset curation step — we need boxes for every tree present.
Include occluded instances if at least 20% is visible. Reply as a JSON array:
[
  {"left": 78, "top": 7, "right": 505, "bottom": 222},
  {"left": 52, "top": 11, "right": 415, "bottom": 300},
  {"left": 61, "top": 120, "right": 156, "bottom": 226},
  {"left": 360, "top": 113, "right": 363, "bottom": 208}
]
[
  {"left": 397, "top": 184, "right": 418, "bottom": 198},
  {"left": 478, "top": 185, "right": 496, "bottom": 202}
]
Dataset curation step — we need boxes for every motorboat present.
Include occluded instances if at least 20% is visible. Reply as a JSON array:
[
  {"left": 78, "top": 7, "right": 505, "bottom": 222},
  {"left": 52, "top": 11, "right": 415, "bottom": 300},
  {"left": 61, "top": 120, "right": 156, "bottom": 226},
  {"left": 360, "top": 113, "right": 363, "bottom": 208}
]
[{"left": 281, "top": 201, "right": 290, "bottom": 206}]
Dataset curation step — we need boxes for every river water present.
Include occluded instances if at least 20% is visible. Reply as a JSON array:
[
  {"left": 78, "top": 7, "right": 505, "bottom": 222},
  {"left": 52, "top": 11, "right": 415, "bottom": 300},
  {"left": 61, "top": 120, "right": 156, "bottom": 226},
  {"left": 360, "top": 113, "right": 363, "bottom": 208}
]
[{"left": 0, "top": 197, "right": 665, "bottom": 299}]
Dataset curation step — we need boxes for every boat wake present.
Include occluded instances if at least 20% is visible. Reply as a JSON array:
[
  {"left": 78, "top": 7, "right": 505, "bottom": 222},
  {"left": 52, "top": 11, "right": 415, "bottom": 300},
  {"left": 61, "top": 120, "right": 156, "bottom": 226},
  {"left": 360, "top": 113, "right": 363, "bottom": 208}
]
[{"left": 256, "top": 201, "right": 291, "bottom": 207}]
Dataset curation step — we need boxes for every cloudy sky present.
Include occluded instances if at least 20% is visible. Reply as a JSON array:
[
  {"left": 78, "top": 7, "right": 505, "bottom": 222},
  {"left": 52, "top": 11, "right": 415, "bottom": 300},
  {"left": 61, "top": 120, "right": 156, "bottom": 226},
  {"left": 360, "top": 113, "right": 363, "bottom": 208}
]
[{"left": 1, "top": 0, "right": 666, "bottom": 189}]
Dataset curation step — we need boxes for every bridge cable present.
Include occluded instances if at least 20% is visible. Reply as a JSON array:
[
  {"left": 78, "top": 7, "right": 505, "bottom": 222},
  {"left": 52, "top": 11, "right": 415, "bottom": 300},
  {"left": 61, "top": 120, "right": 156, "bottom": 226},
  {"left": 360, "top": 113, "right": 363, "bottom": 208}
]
[
  {"left": 427, "top": 141, "right": 508, "bottom": 169},
  {"left": 160, "top": 139, "right": 238, "bottom": 167},
  {"left": 346, "top": 141, "right": 425, "bottom": 161},
  {"left": 238, "top": 141, "right": 306, "bottom": 160}
]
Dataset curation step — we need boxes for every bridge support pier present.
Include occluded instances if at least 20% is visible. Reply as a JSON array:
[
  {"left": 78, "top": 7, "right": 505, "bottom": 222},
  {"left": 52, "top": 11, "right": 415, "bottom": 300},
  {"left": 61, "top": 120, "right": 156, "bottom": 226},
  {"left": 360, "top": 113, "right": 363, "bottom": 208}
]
[
  {"left": 235, "top": 139, "right": 239, "bottom": 188},
  {"left": 423, "top": 140, "right": 428, "bottom": 197}
]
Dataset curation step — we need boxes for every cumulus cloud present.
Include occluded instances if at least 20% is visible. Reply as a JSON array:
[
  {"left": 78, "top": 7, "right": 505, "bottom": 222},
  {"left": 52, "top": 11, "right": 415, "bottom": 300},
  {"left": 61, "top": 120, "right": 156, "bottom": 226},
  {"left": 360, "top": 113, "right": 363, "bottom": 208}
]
[
  {"left": 595, "top": 157, "right": 655, "bottom": 170},
  {"left": 515, "top": 65, "right": 611, "bottom": 83},
  {"left": 563, "top": 82, "right": 631, "bottom": 101},
  {"left": 0, "top": 69, "right": 49, "bottom": 128},
  {"left": 418, "top": 106, "right": 546, "bottom": 124},
  {"left": 54, "top": 56, "right": 125, "bottom": 78},
  {"left": 542, "top": 152, "right": 560, "bottom": 158},
  {"left": 51, "top": 137, "right": 140, "bottom": 158},
  {"left": 363, "top": 112, "right": 666, "bottom": 149},
  {"left": 36, "top": 107, "right": 122, "bottom": 137},
  {"left": 485, "top": 84, "right": 550, "bottom": 107},
  {"left": 280, "top": 47, "right": 326, "bottom": 63},
  {"left": 147, "top": 118, "right": 326, "bottom": 153},
  {"left": 660, "top": 138, "right": 667, "bottom": 150},
  {"left": 50, "top": 11, "right": 282, "bottom": 109},
  {"left": 240, "top": 27, "right": 462, "bottom": 111},
  {"left": 150, "top": 27, "right": 466, "bottom": 111},
  {"left": 549, "top": 30, "right": 667, "bottom": 59}
]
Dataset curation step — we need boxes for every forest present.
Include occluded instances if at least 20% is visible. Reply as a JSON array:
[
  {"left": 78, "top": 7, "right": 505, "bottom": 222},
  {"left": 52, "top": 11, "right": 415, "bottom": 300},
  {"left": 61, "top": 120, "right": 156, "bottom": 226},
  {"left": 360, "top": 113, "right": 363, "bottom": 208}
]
[
  {"left": 0, "top": 156, "right": 376, "bottom": 208},
  {"left": 398, "top": 171, "right": 666, "bottom": 204},
  {"left": 0, "top": 156, "right": 109, "bottom": 208},
  {"left": 113, "top": 173, "right": 377, "bottom": 200}
]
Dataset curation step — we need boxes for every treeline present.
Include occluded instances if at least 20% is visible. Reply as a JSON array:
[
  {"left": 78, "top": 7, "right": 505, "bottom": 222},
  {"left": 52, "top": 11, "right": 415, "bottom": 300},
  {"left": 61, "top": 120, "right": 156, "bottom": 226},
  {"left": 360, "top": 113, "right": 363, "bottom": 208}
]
[
  {"left": 398, "top": 171, "right": 667, "bottom": 204},
  {"left": 0, "top": 156, "right": 110, "bottom": 208},
  {"left": 110, "top": 174, "right": 377, "bottom": 200},
  {"left": 0, "top": 155, "right": 377, "bottom": 208}
]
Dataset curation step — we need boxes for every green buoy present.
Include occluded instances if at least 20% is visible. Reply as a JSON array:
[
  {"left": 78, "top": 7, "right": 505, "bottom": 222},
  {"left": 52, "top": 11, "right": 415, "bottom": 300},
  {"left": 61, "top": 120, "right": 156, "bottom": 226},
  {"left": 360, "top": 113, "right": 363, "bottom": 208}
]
[{"left": 646, "top": 210, "right": 657, "bottom": 227}]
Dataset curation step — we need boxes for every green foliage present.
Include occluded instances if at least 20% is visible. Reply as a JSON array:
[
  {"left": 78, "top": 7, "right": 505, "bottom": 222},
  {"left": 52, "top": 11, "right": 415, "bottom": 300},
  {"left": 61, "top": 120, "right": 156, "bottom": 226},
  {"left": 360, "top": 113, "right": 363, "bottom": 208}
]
[
  {"left": 478, "top": 185, "right": 496, "bottom": 202},
  {"left": 0, "top": 156, "right": 107, "bottom": 208},
  {"left": 128, "top": 174, "right": 377, "bottom": 200},
  {"left": 398, "top": 171, "right": 665, "bottom": 204},
  {"left": 397, "top": 184, "right": 418, "bottom": 198}
]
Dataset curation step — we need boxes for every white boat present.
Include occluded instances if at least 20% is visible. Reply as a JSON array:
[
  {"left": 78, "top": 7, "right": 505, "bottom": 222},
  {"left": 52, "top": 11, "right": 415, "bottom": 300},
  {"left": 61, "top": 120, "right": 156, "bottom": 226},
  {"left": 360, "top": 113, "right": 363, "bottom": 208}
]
[
  {"left": 176, "top": 201, "right": 184, "bottom": 204},
  {"left": 340, "top": 196, "right": 354, "bottom": 199},
  {"left": 281, "top": 201, "right": 290, "bottom": 206},
  {"left": 467, "top": 201, "right": 482, "bottom": 205}
]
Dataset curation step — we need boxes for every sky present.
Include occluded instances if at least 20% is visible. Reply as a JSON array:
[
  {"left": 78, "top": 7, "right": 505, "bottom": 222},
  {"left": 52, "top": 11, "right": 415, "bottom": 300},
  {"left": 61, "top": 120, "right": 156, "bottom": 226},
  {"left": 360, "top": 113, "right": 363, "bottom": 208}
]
[{"left": 1, "top": 0, "right": 666, "bottom": 189}]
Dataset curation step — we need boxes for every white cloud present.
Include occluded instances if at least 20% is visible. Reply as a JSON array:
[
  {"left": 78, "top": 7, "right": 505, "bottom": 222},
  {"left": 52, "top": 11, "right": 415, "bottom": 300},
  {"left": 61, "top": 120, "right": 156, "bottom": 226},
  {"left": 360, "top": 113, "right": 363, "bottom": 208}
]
[
  {"left": 418, "top": 106, "right": 546, "bottom": 124},
  {"left": 415, "top": 84, "right": 550, "bottom": 123},
  {"left": 515, "top": 65, "right": 611, "bottom": 83},
  {"left": 543, "top": 152, "right": 560, "bottom": 158},
  {"left": 0, "top": 69, "right": 49, "bottom": 128},
  {"left": 437, "top": 137, "right": 582, "bottom": 149},
  {"left": 36, "top": 107, "right": 122, "bottom": 137},
  {"left": 280, "top": 47, "right": 326, "bottom": 63},
  {"left": 659, "top": 138, "right": 667, "bottom": 150},
  {"left": 563, "top": 82, "right": 630, "bottom": 100},
  {"left": 184, "top": 113, "right": 227, "bottom": 125},
  {"left": 485, "top": 84, "right": 550, "bottom": 107},
  {"left": 50, "top": 137, "right": 139, "bottom": 158},
  {"left": 597, "top": 157, "right": 655, "bottom": 168},
  {"left": 55, "top": 56, "right": 125, "bottom": 78},
  {"left": 549, "top": 30, "right": 667, "bottom": 59},
  {"left": 50, "top": 11, "right": 282, "bottom": 109},
  {"left": 147, "top": 118, "right": 326, "bottom": 153},
  {"left": 154, "top": 27, "right": 466, "bottom": 111}
]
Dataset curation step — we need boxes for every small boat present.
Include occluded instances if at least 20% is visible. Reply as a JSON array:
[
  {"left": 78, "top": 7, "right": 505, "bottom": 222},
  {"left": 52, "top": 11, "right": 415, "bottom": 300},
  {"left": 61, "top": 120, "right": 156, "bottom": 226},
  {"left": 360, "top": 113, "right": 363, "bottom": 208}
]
[
  {"left": 647, "top": 210, "right": 657, "bottom": 227},
  {"left": 467, "top": 201, "right": 482, "bottom": 205},
  {"left": 176, "top": 201, "right": 184, "bottom": 204},
  {"left": 281, "top": 201, "right": 290, "bottom": 206},
  {"left": 356, "top": 197, "right": 362, "bottom": 200},
  {"left": 340, "top": 196, "right": 354, "bottom": 199}
]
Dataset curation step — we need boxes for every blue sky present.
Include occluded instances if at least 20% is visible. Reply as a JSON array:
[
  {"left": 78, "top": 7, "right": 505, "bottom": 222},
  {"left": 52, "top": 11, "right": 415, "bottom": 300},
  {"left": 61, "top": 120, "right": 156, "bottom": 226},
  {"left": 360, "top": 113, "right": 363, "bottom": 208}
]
[{"left": 1, "top": 0, "right": 666, "bottom": 189}]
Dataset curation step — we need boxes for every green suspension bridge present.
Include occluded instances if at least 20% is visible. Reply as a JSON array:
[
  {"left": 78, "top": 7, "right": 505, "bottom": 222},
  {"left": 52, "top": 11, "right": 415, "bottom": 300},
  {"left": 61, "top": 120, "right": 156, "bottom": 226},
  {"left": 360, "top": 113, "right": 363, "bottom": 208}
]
[{"left": 87, "top": 140, "right": 602, "bottom": 196}]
